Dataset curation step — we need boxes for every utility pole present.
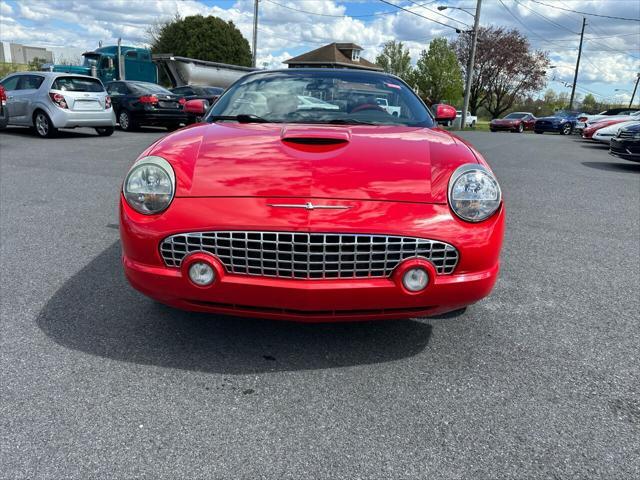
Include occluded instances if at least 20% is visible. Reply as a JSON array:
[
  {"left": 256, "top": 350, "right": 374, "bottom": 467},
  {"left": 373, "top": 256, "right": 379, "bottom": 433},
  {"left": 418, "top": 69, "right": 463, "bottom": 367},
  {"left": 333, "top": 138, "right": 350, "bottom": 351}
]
[
  {"left": 461, "top": 0, "right": 482, "bottom": 131},
  {"left": 252, "top": 0, "right": 259, "bottom": 68},
  {"left": 629, "top": 73, "right": 640, "bottom": 108},
  {"left": 569, "top": 17, "right": 586, "bottom": 110}
]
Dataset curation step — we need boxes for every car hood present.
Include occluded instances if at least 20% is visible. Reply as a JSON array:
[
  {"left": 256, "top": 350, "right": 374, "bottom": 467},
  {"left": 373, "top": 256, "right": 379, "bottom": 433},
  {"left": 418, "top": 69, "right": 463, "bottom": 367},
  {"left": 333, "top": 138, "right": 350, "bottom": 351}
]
[{"left": 147, "top": 123, "right": 478, "bottom": 204}]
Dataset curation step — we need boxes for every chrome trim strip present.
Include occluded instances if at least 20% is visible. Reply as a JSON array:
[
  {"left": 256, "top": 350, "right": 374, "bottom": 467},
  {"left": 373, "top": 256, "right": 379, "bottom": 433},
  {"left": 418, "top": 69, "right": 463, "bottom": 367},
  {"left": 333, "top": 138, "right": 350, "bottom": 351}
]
[{"left": 268, "top": 202, "right": 351, "bottom": 210}]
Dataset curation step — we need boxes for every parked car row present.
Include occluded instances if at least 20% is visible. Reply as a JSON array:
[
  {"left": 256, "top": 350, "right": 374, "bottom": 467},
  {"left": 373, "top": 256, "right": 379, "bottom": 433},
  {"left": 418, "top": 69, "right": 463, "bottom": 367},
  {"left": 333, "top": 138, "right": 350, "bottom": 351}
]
[
  {"left": 578, "top": 110, "right": 640, "bottom": 162},
  {"left": 487, "top": 106, "right": 639, "bottom": 162},
  {"left": 0, "top": 71, "right": 223, "bottom": 137},
  {"left": 489, "top": 110, "right": 590, "bottom": 135}
]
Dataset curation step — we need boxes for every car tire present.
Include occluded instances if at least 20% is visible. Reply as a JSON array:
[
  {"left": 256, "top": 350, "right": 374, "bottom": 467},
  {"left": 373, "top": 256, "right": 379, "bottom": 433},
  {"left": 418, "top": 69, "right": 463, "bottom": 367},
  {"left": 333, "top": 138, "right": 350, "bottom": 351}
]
[
  {"left": 535, "top": 130, "right": 543, "bottom": 134},
  {"left": 490, "top": 128, "right": 496, "bottom": 132},
  {"left": 33, "top": 110, "right": 57, "bottom": 138},
  {"left": 517, "top": 123, "right": 524, "bottom": 133},
  {"left": 560, "top": 123, "right": 572, "bottom": 135},
  {"left": 471, "top": 121, "right": 476, "bottom": 128},
  {"left": 95, "top": 126, "right": 115, "bottom": 136},
  {"left": 118, "top": 110, "right": 136, "bottom": 131}
]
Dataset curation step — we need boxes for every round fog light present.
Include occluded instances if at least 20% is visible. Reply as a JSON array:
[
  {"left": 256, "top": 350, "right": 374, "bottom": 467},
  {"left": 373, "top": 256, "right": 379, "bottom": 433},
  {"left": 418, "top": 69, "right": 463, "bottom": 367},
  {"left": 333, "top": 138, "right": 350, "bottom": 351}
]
[
  {"left": 402, "top": 267, "right": 429, "bottom": 292},
  {"left": 188, "top": 261, "right": 215, "bottom": 286}
]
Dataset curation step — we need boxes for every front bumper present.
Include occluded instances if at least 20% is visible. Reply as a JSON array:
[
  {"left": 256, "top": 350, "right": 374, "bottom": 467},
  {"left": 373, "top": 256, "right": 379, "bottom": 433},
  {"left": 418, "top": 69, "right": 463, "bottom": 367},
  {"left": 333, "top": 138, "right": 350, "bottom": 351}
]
[
  {"left": 49, "top": 107, "right": 116, "bottom": 128},
  {"left": 534, "top": 123, "right": 560, "bottom": 132},
  {"left": 490, "top": 123, "right": 517, "bottom": 131},
  {"left": 610, "top": 138, "right": 640, "bottom": 162},
  {"left": 120, "top": 197, "right": 505, "bottom": 322}
]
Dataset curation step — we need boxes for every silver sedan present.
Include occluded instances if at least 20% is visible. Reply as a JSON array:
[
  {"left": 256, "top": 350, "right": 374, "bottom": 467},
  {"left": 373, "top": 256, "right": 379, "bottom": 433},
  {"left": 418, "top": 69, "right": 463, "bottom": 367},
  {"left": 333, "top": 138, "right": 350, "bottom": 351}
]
[{"left": 0, "top": 71, "right": 116, "bottom": 138}]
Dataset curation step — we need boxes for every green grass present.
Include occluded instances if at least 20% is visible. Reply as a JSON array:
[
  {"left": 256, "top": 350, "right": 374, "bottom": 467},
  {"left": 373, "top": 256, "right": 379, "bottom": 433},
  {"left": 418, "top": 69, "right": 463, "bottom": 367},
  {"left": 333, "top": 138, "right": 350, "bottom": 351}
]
[{"left": 443, "top": 119, "right": 491, "bottom": 132}]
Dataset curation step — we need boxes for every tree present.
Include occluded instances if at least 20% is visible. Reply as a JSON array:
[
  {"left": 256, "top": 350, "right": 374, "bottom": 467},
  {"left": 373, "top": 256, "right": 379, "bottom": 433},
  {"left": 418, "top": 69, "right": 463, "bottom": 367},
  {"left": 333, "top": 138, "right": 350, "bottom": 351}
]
[
  {"left": 27, "top": 57, "right": 47, "bottom": 71},
  {"left": 412, "top": 38, "right": 463, "bottom": 105},
  {"left": 150, "top": 15, "right": 252, "bottom": 67},
  {"left": 453, "top": 27, "right": 550, "bottom": 117},
  {"left": 581, "top": 93, "right": 598, "bottom": 113},
  {"left": 375, "top": 41, "right": 412, "bottom": 81}
]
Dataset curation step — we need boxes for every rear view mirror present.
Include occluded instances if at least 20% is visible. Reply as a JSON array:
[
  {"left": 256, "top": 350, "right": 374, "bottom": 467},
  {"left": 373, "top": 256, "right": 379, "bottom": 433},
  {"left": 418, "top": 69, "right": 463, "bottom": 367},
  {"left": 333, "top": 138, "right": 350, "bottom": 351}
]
[
  {"left": 433, "top": 104, "right": 457, "bottom": 122},
  {"left": 184, "top": 99, "right": 206, "bottom": 115}
]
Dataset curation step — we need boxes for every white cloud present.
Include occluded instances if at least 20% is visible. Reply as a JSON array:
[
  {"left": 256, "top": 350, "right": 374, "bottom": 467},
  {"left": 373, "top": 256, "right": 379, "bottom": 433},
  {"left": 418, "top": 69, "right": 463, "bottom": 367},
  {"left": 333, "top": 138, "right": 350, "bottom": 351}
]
[
  {"left": 0, "top": 0, "right": 13, "bottom": 15},
  {"left": 0, "top": 0, "right": 637, "bottom": 100}
]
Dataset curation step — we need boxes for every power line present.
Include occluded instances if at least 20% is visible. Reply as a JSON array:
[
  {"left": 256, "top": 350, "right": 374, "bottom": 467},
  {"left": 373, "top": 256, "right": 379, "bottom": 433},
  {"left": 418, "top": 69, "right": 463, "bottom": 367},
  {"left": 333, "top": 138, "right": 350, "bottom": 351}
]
[
  {"left": 513, "top": 0, "right": 640, "bottom": 60},
  {"left": 377, "top": 0, "right": 464, "bottom": 31},
  {"left": 264, "top": 0, "right": 437, "bottom": 19},
  {"left": 512, "top": 0, "right": 579, "bottom": 34},
  {"left": 498, "top": 0, "right": 575, "bottom": 50},
  {"left": 404, "top": 0, "right": 470, "bottom": 28},
  {"left": 530, "top": 0, "right": 640, "bottom": 22}
]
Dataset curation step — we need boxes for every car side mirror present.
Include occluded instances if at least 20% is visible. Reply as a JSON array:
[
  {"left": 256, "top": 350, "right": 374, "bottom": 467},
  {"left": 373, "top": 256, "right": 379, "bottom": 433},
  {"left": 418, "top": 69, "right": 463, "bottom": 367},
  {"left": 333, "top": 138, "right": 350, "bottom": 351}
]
[
  {"left": 185, "top": 99, "right": 206, "bottom": 115},
  {"left": 434, "top": 104, "right": 457, "bottom": 122}
]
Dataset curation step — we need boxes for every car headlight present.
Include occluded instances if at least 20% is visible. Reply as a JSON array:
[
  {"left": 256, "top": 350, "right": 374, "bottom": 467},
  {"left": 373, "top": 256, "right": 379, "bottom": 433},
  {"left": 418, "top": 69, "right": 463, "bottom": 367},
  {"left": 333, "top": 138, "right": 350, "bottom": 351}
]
[
  {"left": 448, "top": 164, "right": 501, "bottom": 222},
  {"left": 123, "top": 156, "right": 175, "bottom": 214}
]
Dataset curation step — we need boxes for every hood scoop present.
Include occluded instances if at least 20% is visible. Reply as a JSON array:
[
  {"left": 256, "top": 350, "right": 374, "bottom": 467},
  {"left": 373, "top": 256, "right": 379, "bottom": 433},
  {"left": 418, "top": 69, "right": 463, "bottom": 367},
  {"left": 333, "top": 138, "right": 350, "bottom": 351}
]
[{"left": 280, "top": 125, "right": 350, "bottom": 147}]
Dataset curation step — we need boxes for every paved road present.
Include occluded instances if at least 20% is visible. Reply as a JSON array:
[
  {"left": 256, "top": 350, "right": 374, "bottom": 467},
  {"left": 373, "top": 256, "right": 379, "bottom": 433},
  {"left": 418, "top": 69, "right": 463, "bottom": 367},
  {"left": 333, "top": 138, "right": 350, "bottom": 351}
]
[{"left": 1, "top": 126, "right": 638, "bottom": 479}]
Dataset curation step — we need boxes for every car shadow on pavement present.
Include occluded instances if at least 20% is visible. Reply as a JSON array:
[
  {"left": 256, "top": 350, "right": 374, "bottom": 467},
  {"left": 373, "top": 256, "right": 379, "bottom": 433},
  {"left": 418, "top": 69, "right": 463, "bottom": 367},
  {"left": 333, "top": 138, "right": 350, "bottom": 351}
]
[
  {"left": 36, "top": 242, "right": 435, "bottom": 374},
  {"left": 578, "top": 142, "right": 609, "bottom": 150},
  {"left": 0, "top": 126, "right": 100, "bottom": 138},
  {"left": 581, "top": 161, "right": 640, "bottom": 173}
]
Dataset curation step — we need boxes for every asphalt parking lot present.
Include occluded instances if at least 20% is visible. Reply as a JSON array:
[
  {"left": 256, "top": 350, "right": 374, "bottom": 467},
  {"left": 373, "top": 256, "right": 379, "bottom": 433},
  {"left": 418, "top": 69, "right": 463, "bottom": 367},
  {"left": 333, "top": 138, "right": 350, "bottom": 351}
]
[{"left": 1, "top": 126, "right": 639, "bottom": 479}]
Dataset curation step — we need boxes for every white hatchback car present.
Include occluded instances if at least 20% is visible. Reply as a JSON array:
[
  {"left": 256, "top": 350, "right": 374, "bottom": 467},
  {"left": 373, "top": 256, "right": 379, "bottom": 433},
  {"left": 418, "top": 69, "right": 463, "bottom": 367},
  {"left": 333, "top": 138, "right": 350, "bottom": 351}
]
[{"left": 0, "top": 71, "right": 116, "bottom": 138}]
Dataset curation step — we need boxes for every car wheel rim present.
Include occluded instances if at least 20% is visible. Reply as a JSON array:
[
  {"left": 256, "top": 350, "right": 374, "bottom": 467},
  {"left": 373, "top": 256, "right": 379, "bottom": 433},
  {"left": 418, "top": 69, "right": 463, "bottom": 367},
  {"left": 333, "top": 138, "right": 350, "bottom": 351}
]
[
  {"left": 563, "top": 125, "right": 570, "bottom": 134},
  {"left": 519, "top": 124, "right": 523, "bottom": 132},
  {"left": 120, "top": 113, "right": 129, "bottom": 129},
  {"left": 35, "top": 114, "right": 48, "bottom": 136}
]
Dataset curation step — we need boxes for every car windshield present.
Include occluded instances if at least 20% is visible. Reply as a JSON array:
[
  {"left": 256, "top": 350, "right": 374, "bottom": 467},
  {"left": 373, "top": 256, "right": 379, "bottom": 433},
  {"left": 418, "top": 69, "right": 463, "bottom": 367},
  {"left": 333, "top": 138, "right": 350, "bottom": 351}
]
[
  {"left": 504, "top": 113, "right": 526, "bottom": 119},
  {"left": 130, "top": 82, "right": 173, "bottom": 95},
  {"left": 51, "top": 76, "right": 104, "bottom": 92},
  {"left": 207, "top": 70, "right": 434, "bottom": 127},
  {"left": 82, "top": 54, "right": 100, "bottom": 67}
]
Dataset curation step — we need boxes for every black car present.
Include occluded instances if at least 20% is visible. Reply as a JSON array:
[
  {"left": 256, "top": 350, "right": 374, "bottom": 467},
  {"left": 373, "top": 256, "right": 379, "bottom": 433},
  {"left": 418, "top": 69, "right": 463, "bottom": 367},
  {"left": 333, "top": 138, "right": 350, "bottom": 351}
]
[
  {"left": 105, "top": 81, "right": 189, "bottom": 131},
  {"left": 609, "top": 122, "right": 640, "bottom": 162},
  {"left": 170, "top": 85, "right": 223, "bottom": 123}
]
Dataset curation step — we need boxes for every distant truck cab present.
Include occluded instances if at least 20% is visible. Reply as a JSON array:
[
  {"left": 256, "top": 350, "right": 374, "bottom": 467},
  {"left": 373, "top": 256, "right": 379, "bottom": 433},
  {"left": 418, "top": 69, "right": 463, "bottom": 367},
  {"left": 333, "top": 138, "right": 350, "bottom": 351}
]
[{"left": 44, "top": 44, "right": 158, "bottom": 85}]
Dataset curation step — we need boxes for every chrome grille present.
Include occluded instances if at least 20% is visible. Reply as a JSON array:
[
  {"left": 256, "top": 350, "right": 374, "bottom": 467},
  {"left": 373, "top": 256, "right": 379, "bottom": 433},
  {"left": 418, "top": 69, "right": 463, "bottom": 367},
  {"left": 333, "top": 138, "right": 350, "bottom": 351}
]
[{"left": 160, "top": 231, "right": 459, "bottom": 278}]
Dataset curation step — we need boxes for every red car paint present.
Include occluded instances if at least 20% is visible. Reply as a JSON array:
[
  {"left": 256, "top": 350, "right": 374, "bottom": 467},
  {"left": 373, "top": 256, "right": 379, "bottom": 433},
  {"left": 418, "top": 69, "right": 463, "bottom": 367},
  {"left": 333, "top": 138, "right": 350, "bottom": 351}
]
[
  {"left": 582, "top": 118, "right": 630, "bottom": 139},
  {"left": 121, "top": 93, "right": 504, "bottom": 322},
  {"left": 490, "top": 113, "right": 536, "bottom": 132}
]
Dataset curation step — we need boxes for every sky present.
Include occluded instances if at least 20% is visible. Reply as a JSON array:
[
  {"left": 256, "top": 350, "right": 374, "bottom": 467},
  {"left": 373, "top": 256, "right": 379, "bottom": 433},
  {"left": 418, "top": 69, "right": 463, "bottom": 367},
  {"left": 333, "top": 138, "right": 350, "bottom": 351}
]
[{"left": 1, "top": 0, "right": 638, "bottom": 104}]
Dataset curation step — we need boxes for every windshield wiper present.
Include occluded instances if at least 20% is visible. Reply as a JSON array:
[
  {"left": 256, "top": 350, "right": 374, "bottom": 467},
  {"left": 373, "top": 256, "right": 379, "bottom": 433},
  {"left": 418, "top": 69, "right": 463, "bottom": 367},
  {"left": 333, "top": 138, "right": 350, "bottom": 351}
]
[
  {"left": 209, "top": 114, "right": 270, "bottom": 123},
  {"left": 326, "top": 118, "right": 377, "bottom": 125}
]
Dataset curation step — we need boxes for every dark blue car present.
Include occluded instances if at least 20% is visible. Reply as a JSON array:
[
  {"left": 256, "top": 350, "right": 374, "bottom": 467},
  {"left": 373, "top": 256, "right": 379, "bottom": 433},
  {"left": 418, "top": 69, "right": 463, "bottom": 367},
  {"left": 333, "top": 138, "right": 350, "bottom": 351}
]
[{"left": 534, "top": 110, "right": 584, "bottom": 135}]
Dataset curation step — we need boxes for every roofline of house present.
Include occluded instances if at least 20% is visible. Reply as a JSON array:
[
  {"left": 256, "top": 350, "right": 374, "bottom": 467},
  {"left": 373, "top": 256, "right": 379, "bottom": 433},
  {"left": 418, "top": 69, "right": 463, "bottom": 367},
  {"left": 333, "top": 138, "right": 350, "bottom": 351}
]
[{"left": 284, "top": 60, "right": 383, "bottom": 71}]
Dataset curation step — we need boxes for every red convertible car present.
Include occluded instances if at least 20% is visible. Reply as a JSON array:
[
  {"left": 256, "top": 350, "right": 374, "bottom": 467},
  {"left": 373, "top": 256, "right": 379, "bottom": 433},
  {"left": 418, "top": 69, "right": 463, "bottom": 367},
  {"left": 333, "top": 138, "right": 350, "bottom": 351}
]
[
  {"left": 490, "top": 112, "right": 536, "bottom": 133},
  {"left": 120, "top": 69, "right": 504, "bottom": 322}
]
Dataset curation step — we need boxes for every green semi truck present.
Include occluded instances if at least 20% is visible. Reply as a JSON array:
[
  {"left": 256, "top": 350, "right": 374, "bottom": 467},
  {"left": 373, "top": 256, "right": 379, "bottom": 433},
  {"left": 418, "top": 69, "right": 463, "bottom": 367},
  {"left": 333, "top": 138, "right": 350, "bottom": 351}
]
[
  {"left": 45, "top": 40, "right": 158, "bottom": 84},
  {"left": 44, "top": 40, "right": 255, "bottom": 88}
]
